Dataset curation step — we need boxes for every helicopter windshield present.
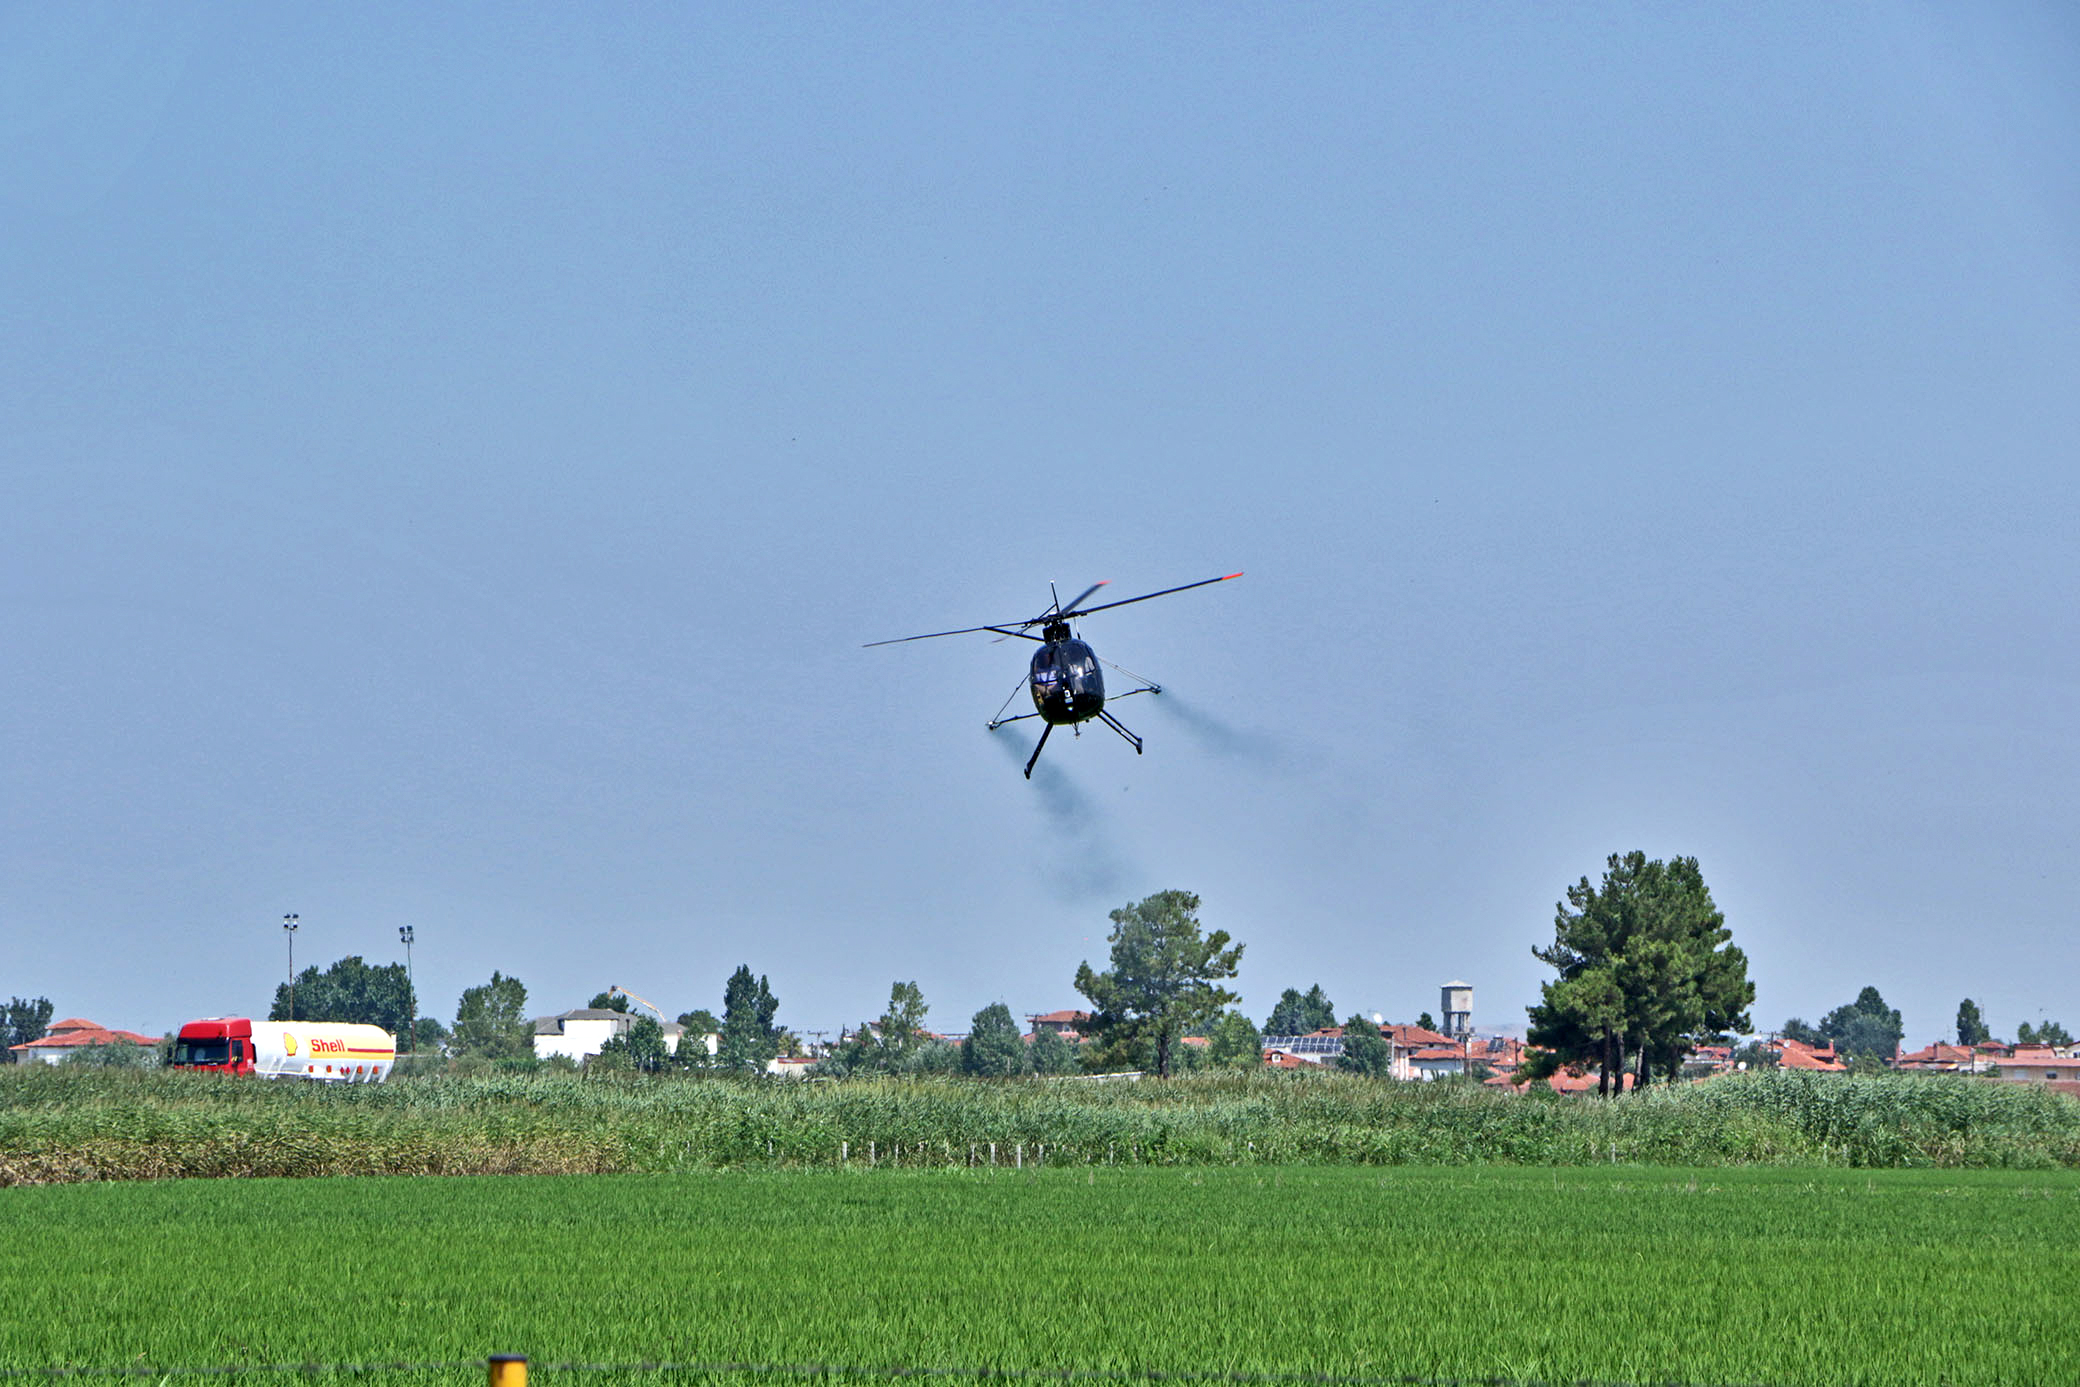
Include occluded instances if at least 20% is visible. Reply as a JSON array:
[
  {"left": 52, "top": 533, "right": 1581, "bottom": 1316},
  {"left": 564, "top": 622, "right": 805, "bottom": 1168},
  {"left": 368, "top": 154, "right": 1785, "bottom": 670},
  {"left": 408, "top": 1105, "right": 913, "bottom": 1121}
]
[{"left": 1031, "top": 639, "right": 1104, "bottom": 705}]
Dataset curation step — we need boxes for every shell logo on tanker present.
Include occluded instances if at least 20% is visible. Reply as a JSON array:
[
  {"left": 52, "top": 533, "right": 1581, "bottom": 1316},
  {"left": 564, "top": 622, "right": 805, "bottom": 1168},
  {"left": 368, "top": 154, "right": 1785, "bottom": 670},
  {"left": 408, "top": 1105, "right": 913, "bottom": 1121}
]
[{"left": 282, "top": 1032, "right": 351, "bottom": 1056}]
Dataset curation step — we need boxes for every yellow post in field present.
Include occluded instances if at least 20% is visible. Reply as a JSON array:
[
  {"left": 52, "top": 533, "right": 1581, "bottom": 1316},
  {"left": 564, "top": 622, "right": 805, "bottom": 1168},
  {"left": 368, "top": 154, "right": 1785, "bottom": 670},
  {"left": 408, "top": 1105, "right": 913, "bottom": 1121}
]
[{"left": 489, "top": 1357, "right": 527, "bottom": 1387}]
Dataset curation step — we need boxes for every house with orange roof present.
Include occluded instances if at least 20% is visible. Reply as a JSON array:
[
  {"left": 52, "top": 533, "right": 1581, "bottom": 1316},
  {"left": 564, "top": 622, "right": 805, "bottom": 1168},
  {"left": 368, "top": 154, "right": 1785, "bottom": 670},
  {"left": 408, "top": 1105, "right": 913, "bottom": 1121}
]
[
  {"left": 1895, "top": 1041, "right": 1986, "bottom": 1073},
  {"left": 1381, "top": 1022, "right": 1453, "bottom": 1049},
  {"left": 1260, "top": 1026, "right": 1347, "bottom": 1066},
  {"left": 10, "top": 1017, "right": 158, "bottom": 1065},
  {"left": 1992, "top": 1050, "right": 2080, "bottom": 1094},
  {"left": 1771, "top": 1037, "right": 1847, "bottom": 1072}
]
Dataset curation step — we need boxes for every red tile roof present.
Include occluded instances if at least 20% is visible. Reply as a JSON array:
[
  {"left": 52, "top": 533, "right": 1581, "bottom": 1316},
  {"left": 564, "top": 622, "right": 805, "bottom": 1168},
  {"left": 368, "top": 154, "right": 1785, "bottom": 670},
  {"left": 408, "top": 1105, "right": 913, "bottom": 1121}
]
[
  {"left": 1896, "top": 1042, "right": 1975, "bottom": 1067},
  {"left": 1544, "top": 1069, "right": 1636, "bottom": 1094},
  {"left": 1774, "top": 1039, "right": 1846, "bottom": 1072},
  {"left": 1030, "top": 1010, "right": 1090, "bottom": 1025},
  {"left": 11, "top": 1020, "right": 156, "bottom": 1052}
]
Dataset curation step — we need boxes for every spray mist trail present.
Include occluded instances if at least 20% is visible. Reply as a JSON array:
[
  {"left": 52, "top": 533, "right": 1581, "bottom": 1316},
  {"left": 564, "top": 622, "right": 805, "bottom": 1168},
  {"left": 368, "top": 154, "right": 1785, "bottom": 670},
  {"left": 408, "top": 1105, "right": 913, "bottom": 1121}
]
[
  {"left": 991, "top": 727, "right": 1133, "bottom": 902},
  {"left": 1147, "top": 691, "right": 1288, "bottom": 770}
]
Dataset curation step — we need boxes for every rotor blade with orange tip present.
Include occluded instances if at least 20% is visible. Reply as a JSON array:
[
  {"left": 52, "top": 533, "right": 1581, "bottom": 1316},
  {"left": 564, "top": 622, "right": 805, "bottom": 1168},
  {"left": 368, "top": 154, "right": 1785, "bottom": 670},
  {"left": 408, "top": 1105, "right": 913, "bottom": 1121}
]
[{"left": 1061, "top": 571, "right": 1243, "bottom": 620}]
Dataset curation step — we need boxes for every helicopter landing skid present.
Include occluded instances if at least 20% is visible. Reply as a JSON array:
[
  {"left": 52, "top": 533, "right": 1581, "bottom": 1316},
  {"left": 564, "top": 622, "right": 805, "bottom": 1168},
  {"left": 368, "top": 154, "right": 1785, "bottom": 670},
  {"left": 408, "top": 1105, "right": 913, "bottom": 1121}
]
[
  {"left": 1097, "top": 709, "right": 1143, "bottom": 755},
  {"left": 1024, "top": 722, "right": 1052, "bottom": 778}
]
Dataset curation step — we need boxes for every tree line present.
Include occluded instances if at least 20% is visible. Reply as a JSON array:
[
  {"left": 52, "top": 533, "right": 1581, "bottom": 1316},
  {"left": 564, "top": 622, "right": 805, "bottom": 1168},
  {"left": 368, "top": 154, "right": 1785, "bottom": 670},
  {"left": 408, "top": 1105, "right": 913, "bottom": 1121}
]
[{"left": 8, "top": 852, "right": 2067, "bottom": 1083}]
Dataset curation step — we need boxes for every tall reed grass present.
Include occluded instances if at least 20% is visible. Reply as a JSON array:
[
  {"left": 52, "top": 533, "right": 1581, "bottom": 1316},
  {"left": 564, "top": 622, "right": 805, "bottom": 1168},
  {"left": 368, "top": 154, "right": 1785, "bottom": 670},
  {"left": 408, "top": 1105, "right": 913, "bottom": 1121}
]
[{"left": 3, "top": 1064, "right": 2075, "bottom": 1183}]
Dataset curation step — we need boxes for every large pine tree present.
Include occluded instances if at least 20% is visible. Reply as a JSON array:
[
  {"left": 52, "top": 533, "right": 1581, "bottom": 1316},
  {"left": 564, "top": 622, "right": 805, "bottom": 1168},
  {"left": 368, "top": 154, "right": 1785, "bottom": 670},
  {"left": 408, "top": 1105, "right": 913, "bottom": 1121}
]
[{"left": 1524, "top": 852, "right": 1754, "bottom": 1094}]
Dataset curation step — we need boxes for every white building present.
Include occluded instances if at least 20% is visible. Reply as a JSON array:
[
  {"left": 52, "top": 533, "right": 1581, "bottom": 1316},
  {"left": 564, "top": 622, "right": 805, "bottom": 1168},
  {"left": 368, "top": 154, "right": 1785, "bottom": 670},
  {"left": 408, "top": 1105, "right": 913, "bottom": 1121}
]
[{"left": 531, "top": 1008, "right": 692, "bottom": 1063}]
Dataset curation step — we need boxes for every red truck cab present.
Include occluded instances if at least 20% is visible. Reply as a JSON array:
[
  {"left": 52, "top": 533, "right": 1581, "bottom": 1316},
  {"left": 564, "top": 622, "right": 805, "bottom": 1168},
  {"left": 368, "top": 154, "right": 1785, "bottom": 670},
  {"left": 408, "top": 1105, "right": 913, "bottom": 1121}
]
[{"left": 169, "top": 1017, "right": 254, "bottom": 1074}]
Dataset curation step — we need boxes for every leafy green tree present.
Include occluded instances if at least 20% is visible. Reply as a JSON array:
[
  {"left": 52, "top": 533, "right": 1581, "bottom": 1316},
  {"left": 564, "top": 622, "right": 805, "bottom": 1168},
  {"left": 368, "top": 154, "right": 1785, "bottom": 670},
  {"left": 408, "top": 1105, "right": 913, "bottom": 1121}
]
[
  {"left": 588, "top": 991, "right": 631, "bottom": 1012},
  {"left": 452, "top": 971, "right": 531, "bottom": 1061},
  {"left": 64, "top": 1038, "right": 155, "bottom": 1068},
  {"left": 1781, "top": 1017, "right": 1826, "bottom": 1047},
  {"left": 1206, "top": 1010, "right": 1264, "bottom": 1069},
  {"left": 718, "top": 966, "right": 781, "bottom": 1074},
  {"left": 878, "top": 981, "right": 930, "bottom": 1062},
  {"left": 1415, "top": 1011, "right": 1438, "bottom": 1033},
  {"left": 671, "top": 1008, "right": 722, "bottom": 1069},
  {"left": 1524, "top": 852, "right": 1754, "bottom": 1094},
  {"left": 2, "top": 997, "right": 53, "bottom": 1062},
  {"left": 1073, "top": 889, "right": 1244, "bottom": 1079},
  {"left": 1730, "top": 1040, "right": 1777, "bottom": 1070},
  {"left": 628, "top": 1014, "right": 669, "bottom": 1072},
  {"left": 962, "top": 1003, "right": 1029, "bottom": 1077},
  {"left": 1028, "top": 1024, "right": 1077, "bottom": 1076},
  {"left": 1337, "top": 1015, "right": 1393, "bottom": 1077},
  {"left": 597, "top": 1014, "right": 669, "bottom": 1074},
  {"left": 411, "top": 1017, "right": 450, "bottom": 1053},
  {"left": 2018, "top": 1019, "right": 2074, "bottom": 1047},
  {"left": 898, "top": 1040, "right": 962, "bottom": 1075},
  {"left": 1820, "top": 986, "right": 1902, "bottom": 1062},
  {"left": 819, "top": 982, "right": 930, "bottom": 1077},
  {"left": 1955, "top": 998, "right": 1988, "bottom": 1047},
  {"left": 1265, "top": 985, "right": 1335, "bottom": 1035},
  {"left": 269, "top": 956, "right": 415, "bottom": 1033}
]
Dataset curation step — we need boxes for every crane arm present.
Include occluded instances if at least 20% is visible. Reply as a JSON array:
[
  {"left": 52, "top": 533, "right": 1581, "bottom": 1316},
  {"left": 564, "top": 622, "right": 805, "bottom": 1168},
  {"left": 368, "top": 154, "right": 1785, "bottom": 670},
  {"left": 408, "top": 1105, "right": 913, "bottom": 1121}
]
[{"left": 608, "top": 985, "right": 668, "bottom": 1024}]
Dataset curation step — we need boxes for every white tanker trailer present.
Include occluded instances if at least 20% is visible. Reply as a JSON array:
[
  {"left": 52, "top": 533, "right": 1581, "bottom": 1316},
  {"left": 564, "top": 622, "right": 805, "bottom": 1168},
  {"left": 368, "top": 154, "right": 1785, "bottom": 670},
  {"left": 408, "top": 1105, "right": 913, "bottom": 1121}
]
[{"left": 169, "top": 1017, "right": 396, "bottom": 1081}]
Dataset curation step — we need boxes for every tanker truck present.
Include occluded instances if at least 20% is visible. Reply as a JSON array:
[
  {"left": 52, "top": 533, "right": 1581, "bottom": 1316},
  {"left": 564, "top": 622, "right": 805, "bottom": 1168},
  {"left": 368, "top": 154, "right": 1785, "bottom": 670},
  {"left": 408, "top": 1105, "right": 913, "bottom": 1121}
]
[{"left": 169, "top": 1017, "right": 396, "bottom": 1082}]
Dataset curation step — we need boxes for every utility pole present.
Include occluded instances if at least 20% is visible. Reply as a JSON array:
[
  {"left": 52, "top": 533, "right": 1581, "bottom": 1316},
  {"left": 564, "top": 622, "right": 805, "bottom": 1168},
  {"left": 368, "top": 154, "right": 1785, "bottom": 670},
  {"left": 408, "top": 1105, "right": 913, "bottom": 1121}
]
[
  {"left": 399, "top": 925, "right": 415, "bottom": 1055},
  {"left": 282, "top": 914, "right": 300, "bottom": 1019}
]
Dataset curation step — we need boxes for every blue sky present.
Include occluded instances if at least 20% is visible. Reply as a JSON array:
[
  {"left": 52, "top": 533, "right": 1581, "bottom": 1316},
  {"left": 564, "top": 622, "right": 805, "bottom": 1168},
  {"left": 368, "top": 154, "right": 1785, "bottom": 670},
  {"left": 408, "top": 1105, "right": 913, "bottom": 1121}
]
[{"left": 5, "top": 4, "right": 2077, "bottom": 1047}]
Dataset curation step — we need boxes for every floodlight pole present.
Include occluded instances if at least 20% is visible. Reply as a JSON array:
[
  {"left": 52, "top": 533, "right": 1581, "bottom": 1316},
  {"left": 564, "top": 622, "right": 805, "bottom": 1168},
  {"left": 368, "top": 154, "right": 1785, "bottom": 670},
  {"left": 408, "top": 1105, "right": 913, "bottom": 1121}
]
[
  {"left": 282, "top": 914, "right": 300, "bottom": 1019},
  {"left": 399, "top": 925, "right": 416, "bottom": 1055}
]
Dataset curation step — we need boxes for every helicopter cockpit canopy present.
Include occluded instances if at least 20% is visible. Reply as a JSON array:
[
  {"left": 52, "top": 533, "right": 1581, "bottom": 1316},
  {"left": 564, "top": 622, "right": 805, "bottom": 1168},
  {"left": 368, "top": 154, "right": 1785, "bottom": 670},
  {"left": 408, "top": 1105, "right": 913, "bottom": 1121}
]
[{"left": 1029, "top": 637, "right": 1105, "bottom": 721}]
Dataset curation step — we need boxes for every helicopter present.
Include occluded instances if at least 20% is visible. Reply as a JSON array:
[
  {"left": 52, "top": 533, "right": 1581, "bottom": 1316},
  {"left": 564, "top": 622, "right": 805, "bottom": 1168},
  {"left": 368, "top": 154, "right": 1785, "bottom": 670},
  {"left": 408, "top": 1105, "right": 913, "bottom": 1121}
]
[{"left": 865, "top": 572, "right": 1242, "bottom": 778}]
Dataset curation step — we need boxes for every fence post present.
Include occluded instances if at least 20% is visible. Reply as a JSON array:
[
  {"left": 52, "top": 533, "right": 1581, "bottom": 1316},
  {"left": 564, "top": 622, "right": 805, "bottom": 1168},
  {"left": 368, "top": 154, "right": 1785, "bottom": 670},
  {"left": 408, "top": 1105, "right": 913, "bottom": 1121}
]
[{"left": 489, "top": 1358, "right": 527, "bottom": 1387}]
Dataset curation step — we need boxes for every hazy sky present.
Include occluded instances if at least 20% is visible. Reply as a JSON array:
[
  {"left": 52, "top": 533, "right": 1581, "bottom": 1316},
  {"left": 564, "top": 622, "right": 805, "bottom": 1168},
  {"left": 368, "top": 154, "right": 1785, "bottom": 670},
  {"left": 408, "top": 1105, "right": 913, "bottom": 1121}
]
[{"left": 6, "top": 4, "right": 2077, "bottom": 1049}]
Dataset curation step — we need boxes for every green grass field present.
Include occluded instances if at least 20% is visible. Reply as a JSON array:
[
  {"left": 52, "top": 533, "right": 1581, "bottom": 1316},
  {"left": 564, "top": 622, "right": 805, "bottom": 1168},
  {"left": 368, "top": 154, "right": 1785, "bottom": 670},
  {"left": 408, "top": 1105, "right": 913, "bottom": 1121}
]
[{"left": 5, "top": 1165, "right": 2077, "bottom": 1387}]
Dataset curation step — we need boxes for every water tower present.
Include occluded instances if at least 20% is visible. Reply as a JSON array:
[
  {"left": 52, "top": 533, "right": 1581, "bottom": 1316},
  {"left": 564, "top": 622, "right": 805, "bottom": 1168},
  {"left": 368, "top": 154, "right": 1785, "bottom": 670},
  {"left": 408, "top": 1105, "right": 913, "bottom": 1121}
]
[{"left": 1440, "top": 981, "right": 1473, "bottom": 1039}]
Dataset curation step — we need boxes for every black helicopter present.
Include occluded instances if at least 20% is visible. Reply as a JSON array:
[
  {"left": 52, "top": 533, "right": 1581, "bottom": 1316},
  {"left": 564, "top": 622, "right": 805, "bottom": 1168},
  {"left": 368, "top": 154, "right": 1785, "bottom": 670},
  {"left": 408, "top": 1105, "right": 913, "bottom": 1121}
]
[{"left": 866, "top": 572, "right": 1242, "bottom": 778}]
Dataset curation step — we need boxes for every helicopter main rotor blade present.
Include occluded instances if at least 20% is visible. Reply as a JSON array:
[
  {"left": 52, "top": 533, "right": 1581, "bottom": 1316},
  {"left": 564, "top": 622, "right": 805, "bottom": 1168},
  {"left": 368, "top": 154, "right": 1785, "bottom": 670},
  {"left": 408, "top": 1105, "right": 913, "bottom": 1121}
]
[
  {"left": 1058, "top": 581, "right": 1108, "bottom": 616},
  {"left": 1059, "top": 571, "right": 1243, "bottom": 621},
  {"left": 863, "top": 623, "right": 1040, "bottom": 648}
]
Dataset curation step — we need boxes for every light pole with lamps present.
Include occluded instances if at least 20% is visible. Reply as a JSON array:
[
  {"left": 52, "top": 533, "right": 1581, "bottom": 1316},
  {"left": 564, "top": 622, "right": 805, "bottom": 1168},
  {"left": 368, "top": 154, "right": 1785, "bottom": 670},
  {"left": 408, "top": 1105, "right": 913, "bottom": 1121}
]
[
  {"left": 282, "top": 914, "right": 300, "bottom": 1019},
  {"left": 398, "top": 925, "right": 415, "bottom": 1055}
]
